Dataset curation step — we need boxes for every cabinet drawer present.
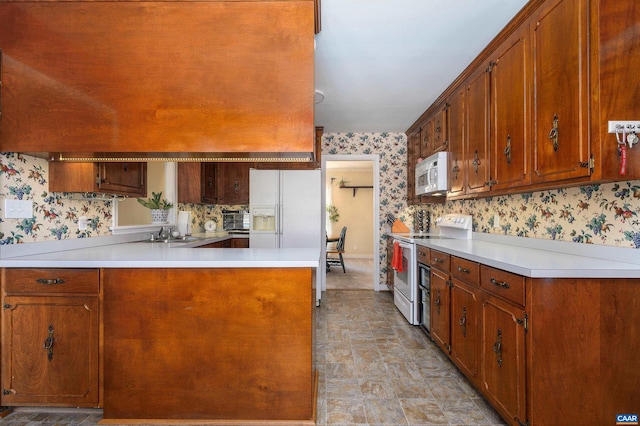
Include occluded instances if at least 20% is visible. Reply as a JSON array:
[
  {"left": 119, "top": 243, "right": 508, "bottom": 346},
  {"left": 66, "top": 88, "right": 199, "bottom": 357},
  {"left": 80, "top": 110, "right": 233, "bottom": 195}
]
[
  {"left": 429, "top": 250, "right": 450, "bottom": 271},
  {"left": 480, "top": 265, "right": 525, "bottom": 306},
  {"left": 416, "top": 245, "right": 430, "bottom": 264},
  {"left": 3, "top": 269, "right": 99, "bottom": 294},
  {"left": 451, "top": 256, "right": 479, "bottom": 286}
]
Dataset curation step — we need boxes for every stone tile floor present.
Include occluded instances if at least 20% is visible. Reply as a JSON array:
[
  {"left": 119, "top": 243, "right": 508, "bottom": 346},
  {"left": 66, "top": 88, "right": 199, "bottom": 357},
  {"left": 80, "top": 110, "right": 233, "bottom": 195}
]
[{"left": 0, "top": 290, "right": 506, "bottom": 425}]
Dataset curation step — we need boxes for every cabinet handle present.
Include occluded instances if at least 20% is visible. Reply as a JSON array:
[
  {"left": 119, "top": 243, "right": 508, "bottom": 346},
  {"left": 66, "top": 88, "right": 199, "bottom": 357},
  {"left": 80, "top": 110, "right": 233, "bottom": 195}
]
[
  {"left": 493, "top": 328, "right": 503, "bottom": 367},
  {"left": 490, "top": 278, "right": 510, "bottom": 289},
  {"left": 472, "top": 150, "right": 481, "bottom": 174},
  {"left": 434, "top": 257, "right": 444, "bottom": 264},
  {"left": 548, "top": 114, "right": 559, "bottom": 151},
  {"left": 43, "top": 324, "right": 54, "bottom": 361},
  {"left": 36, "top": 278, "right": 65, "bottom": 285},
  {"left": 452, "top": 159, "right": 460, "bottom": 181},
  {"left": 234, "top": 178, "right": 239, "bottom": 194},
  {"left": 457, "top": 266, "right": 470, "bottom": 274},
  {"left": 434, "top": 290, "right": 441, "bottom": 315},
  {"left": 459, "top": 307, "right": 467, "bottom": 337},
  {"left": 504, "top": 134, "right": 512, "bottom": 164}
]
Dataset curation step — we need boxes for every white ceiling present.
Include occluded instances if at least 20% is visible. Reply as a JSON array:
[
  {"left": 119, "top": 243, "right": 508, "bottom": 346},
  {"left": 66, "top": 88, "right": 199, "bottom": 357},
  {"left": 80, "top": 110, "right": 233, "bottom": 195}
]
[{"left": 314, "top": 0, "right": 529, "bottom": 133}]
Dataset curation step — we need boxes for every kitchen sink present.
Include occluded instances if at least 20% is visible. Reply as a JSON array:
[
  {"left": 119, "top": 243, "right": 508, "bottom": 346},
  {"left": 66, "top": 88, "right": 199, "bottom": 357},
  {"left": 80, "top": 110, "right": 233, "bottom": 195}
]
[{"left": 145, "top": 236, "right": 207, "bottom": 244}]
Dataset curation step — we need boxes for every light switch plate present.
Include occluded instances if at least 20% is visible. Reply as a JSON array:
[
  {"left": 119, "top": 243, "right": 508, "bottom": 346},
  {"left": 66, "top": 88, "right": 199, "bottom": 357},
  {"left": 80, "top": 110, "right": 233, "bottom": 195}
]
[{"left": 4, "top": 199, "right": 33, "bottom": 219}]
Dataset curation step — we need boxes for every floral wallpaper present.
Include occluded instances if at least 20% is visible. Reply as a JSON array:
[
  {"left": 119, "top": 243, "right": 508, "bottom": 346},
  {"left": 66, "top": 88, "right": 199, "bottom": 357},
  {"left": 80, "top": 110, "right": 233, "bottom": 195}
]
[
  {"left": 0, "top": 153, "right": 114, "bottom": 244},
  {"left": 321, "top": 132, "right": 640, "bottom": 286}
]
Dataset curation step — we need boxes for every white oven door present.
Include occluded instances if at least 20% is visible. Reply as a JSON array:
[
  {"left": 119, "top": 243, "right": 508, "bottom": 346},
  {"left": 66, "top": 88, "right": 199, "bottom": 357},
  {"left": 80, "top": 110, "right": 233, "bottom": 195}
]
[{"left": 393, "top": 241, "right": 415, "bottom": 302}]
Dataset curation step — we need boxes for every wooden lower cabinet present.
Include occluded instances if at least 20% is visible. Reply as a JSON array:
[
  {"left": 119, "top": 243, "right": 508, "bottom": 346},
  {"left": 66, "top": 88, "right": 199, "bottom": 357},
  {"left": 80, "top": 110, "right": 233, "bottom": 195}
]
[
  {"left": 424, "top": 252, "right": 640, "bottom": 426},
  {"left": 480, "top": 293, "right": 526, "bottom": 425},
  {"left": 450, "top": 279, "right": 480, "bottom": 385},
  {"left": 0, "top": 269, "right": 100, "bottom": 407},
  {"left": 102, "top": 267, "right": 315, "bottom": 422},
  {"left": 430, "top": 267, "right": 451, "bottom": 354}
]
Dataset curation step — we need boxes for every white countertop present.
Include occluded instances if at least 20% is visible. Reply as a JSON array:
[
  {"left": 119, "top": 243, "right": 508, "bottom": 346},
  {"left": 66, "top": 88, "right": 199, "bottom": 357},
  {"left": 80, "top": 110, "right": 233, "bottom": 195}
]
[
  {"left": 0, "top": 232, "right": 319, "bottom": 269},
  {"left": 393, "top": 232, "right": 640, "bottom": 278}
]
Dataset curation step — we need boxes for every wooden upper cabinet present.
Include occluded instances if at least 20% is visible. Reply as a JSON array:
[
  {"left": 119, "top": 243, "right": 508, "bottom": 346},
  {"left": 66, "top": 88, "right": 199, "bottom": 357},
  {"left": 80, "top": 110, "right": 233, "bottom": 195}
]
[
  {"left": 255, "top": 127, "right": 323, "bottom": 170},
  {"left": 432, "top": 105, "right": 448, "bottom": 154},
  {"left": 465, "top": 65, "right": 491, "bottom": 195},
  {"left": 0, "top": 1, "right": 314, "bottom": 157},
  {"left": 531, "top": 0, "right": 590, "bottom": 183},
  {"left": 447, "top": 88, "right": 465, "bottom": 198},
  {"left": 49, "top": 162, "right": 147, "bottom": 196},
  {"left": 420, "top": 118, "right": 433, "bottom": 159},
  {"left": 490, "top": 28, "right": 530, "bottom": 191},
  {"left": 214, "top": 163, "right": 252, "bottom": 206}
]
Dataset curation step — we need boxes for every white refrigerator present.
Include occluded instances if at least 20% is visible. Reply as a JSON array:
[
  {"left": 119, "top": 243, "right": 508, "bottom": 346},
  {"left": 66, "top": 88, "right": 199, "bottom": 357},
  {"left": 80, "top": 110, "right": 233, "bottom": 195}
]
[
  {"left": 249, "top": 169, "right": 322, "bottom": 249},
  {"left": 249, "top": 169, "right": 323, "bottom": 303}
]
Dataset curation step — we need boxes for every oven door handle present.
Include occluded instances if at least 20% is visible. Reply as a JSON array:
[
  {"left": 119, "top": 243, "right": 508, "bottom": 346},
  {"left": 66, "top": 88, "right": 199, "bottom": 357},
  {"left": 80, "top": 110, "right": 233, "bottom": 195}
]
[{"left": 397, "top": 242, "right": 412, "bottom": 250}]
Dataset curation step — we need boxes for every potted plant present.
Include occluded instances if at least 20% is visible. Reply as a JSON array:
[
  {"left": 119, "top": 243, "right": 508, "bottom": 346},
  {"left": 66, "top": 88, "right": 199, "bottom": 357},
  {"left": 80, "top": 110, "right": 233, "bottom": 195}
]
[
  {"left": 326, "top": 205, "right": 340, "bottom": 223},
  {"left": 137, "top": 191, "right": 174, "bottom": 223}
]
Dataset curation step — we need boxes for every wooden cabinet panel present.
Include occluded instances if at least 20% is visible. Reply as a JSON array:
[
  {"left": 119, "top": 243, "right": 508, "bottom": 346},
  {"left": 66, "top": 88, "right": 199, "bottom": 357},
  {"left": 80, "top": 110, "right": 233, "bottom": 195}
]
[
  {"left": 421, "top": 118, "right": 433, "bottom": 159},
  {"left": 480, "top": 265, "right": 525, "bottom": 306},
  {"left": 255, "top": 126, "right": 323, "bottom": 170},
  {"left": 491, "top": 29, "right": 530, "bottom": 190},
  {"left": 177, "top": 162, "right": 203, "bottom": 204},
  {"left": 447, "top": 88, "right": 466, "bottom": 197},
  {"left": 97, "top": 163, "right": 147, "bottom": 195},
  {"left": 49, "top": 162, "right": 146, "bottom": 196},
  {"left": 531, "top": 0, "right": 590, "bottom": 183},
  {"left": 432, "top": 105, "right": 448, "bottom": 154},
  {"left": 1, "top": 268, "right": 100, "bottom": 408},
  {"left": 465, "top": 66, "right": 491, "bottom": 194},
  {"left": 102, "top": 268, "right": 314, "bottom": 421},
  {"left": 481, "top": 293, "right": 526, "bottom": 425},
  {"left": 231, "top": 238, "right": 249, "bottom": 248},
  {"left": 0, "top": 1, "right": 314, "bottom": 157},
  {"left": 430, "top": 268, "right": 451, "bottom": 354},
  {"left": 451, "top": 256, "right": 479, "bottom": 286},
  {"left": 215, "top": 163, "right": 251, "bottom": 205},
  {"left": 201, "top": 163, "right": 218, "bottom": 204},
  {"left": 450, "top": 279, "right": 480, "bottom": 384},
  {"left": 428, "top": 250, "right": 450, "bottom": 272},
  {"left": 3, "top": 268, "right": 99, "bottom": 295}
]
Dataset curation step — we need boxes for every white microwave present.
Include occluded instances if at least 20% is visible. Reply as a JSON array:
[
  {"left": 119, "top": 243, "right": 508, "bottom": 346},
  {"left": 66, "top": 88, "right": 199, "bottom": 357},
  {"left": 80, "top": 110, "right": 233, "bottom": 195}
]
[{"left": 415, "top": 151, "right": 449, "bottom": 196}]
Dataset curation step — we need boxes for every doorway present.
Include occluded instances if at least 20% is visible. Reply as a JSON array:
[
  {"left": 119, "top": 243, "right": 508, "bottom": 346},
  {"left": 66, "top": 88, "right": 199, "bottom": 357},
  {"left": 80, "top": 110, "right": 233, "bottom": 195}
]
[{"left": 321, "top": 155, "right": 380, "bottom": 295}]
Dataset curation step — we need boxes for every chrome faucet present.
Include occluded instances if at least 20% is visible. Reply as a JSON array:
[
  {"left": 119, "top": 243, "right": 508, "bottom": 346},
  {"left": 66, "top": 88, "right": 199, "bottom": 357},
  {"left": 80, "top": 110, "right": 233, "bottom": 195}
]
[{"left": 157, "top": 226, "right": 170, "bottom": 241}]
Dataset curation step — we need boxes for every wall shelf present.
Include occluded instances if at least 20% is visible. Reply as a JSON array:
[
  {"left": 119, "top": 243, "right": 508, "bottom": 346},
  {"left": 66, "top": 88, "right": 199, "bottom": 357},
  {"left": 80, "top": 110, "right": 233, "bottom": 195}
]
[{"left": 340, "top": 185, "right": 373, "bottom": 197}]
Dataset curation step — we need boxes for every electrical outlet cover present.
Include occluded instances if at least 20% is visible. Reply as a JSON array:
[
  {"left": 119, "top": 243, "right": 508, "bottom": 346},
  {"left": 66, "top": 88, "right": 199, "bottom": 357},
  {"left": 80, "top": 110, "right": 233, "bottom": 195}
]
[{"left": 4, "top": 199, "right": 33, "bottom": 219}]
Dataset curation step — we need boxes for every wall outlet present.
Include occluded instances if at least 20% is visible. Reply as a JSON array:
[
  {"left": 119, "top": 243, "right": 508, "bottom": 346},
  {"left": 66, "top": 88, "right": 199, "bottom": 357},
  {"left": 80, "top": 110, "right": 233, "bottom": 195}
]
[
  {"left": 493, "top": 214, "right": 500, "bottom": 228},
  {"left": 4, "top": 199, "right": 33, "bottom": 219}
]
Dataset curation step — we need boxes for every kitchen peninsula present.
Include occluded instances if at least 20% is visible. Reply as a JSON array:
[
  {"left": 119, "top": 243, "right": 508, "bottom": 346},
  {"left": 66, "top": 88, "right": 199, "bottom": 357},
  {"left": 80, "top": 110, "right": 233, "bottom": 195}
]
[{"left": 0, "top": 234, "right": 319, "bottom": 424}]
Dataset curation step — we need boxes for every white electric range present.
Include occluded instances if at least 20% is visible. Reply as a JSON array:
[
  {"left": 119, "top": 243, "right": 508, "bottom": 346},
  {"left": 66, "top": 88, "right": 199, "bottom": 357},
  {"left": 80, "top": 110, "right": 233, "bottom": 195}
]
[{"left": 391, "top": 214, "right": 473, "bottom": 325}]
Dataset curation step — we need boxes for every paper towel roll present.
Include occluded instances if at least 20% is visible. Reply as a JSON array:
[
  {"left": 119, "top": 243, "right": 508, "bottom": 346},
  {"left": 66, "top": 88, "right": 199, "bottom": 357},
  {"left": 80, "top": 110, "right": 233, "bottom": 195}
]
[{"left": 177, "top": 211, "right": 191, "bottom": 236}]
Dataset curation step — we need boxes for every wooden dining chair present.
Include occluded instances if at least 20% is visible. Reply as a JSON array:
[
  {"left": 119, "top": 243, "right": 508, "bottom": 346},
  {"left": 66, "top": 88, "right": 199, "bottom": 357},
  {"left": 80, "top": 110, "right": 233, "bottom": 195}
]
[{"left": 326, "top": 226, "right": 347, "bottom": 273}]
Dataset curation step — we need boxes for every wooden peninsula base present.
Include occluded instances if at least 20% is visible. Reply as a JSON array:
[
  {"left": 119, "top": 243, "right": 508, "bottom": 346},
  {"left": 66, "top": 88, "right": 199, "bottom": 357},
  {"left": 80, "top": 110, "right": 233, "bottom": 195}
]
[{"left": 101, "top": 268, "right": 316, "bottom": 424}]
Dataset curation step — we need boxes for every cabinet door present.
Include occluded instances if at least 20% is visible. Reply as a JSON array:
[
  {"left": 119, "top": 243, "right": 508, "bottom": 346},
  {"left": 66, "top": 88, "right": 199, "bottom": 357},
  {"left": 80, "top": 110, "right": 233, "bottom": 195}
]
[
  {"left": 465, "top": 66, "right": 491, "bottom": 194},
  {"left": 531, "top": 0, "right": 590, "bottom": 183},
  {"left": 177, "top": 162, "right": 203, "bottom": 204},
  {"left": 231, "top": 238, "right": 249, "bottom": 248},
  {"left": 432, "top": 105, "right": 448, "bottom": 154},
  {"left": 481, "top": 294, "right": 526, "bottom": 426},
  {"left": 1, "top": 296, "right": 99, "bottom": 407},
  {"left": 201, "top": 163, "right": 217, "bottom": 204},
  {"left": 216, "top": 163, "right": 251, "bottom": 205},
  {"left": 98, "top": 163, "right": 147, "bottom": 196},
  {"left": 430, "top": 268, "right": 451, "bottom": 353},
  {"left": 407, "top": 130, "right": 421, "bottom": 205},
  {"left": 491, "top": 30, "right": 530, "bottom": 191},
  {"left": 451, "top": 279, "right": 480, "bottom": 384},
  {"left": 447, "top": 88, "right": 466, "bottom": 197},
  {"left": 420, "top": 118, "right": 433, "bottom": 159}
]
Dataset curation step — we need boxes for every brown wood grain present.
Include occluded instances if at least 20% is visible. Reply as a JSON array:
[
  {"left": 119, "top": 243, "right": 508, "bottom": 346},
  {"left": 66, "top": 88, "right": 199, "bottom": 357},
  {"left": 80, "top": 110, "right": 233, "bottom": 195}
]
[
  {"left": 0, "top": 1, "right": 314, "bottom": 155},
  {"left": 102, "top": 267, "right": 314, "bottom": 421}
]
